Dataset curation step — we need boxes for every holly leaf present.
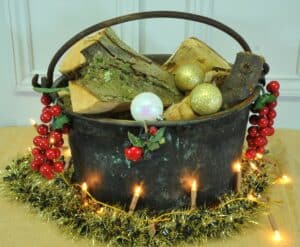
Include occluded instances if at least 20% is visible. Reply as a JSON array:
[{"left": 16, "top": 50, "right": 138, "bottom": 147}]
[
  {"left": 33, "top": 87, "right": 69, "bottom": 93},
  {"left": 254, "top": 95, "right": 269, "bottom": 110},
  {"left": 147, "top": 142, "right": 160, "bottom": 151},
  {"left": 253, "top": 93, "right": 277, "bottom": 110},
  {"left": 52, "top": 115, "right": 69, "bottom": 130},
  {"left": 128, "top": 132, "right": 144, "bottom": 147},
  {"left": 149, "top": 127, "right": 166, "bottom": 143},
  {"left": 265, "top": 94, "right": 276, "bottom": 103}
]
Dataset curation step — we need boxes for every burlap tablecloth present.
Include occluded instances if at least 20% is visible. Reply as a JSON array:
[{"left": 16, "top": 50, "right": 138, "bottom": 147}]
[{"left": 0, "top": 127, "right": 299, "bottom": 247}]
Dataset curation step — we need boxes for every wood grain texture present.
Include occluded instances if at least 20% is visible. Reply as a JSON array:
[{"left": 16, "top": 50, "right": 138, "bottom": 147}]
[{"left": 0, "top": 127, "right": 299, "bottom": 246}]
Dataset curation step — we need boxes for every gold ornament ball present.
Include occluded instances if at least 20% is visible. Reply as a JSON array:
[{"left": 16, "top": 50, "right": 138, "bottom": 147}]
[
  {"left": 174, "top": 63, "right": 205, "bottom": 91},
  {"left": 190, "top": 83, "right": 223, "bottom": 115}
]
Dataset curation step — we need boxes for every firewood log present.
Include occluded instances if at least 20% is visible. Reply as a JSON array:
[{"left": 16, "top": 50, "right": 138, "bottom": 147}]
[{"left": 60, "top": 28, "right": 183, "bottom": 114}]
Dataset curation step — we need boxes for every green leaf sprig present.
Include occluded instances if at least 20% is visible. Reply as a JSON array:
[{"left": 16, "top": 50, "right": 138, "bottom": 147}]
[{"left": 127, "top": 127, "right": 166, "bottom": 156}]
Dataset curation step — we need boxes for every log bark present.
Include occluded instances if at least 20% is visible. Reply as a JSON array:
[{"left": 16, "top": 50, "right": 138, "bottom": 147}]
[
  {"left": 220, "top": 52, "right": 265, "bottom": 108},
  {"left": 60, "top": 28, "right": 183, "bottom": 114}
]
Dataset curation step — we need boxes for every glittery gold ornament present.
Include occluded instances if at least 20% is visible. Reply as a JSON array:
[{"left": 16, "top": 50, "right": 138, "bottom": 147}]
[
  {"left": 190, "top": 83, "right": 222, "bottom": 115},
  {"left": 174, "top": 63, "right": 204, "bottom": 91}
]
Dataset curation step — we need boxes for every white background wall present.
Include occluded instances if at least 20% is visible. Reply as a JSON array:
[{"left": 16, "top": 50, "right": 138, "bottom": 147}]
[{"left": 0, "top": 0, "right": 299, "bottom": 129}]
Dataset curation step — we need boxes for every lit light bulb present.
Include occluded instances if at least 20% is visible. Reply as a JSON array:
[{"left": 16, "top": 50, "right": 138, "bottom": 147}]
[
  {"left": 96, "top": 208, "right": 104, "bottom": 215},
  {"left": 129, "top": 185, "right": 142, "bottom": 214},
  {"left": 191, "top": 180, "right": 197, "bottom": 192},
  {"left": 232, "top": 161, "right": 241, "bottom": 172},
  {"left": 247, "top": 193, "right": 257, "bottom": 202},
  {"left": 49, "top": 137, "right": 55, "bottom": 145},
  {"left": 81, "top": 182, "right": 88, "bottom": 192},
  {"left": 134, "top": 185, "right": 142, "bottom": 197},
  {"left": 277, "top": 174, "right": 291, "bottom": 185},
  {"left": 281, "top": 175, "right": 291, "bottom": 184},
  {"left": 30, "top": 118, "right": 38, "bottom": 129},
  {"left": 273, "top": 230, "right": 281, "bottom": 242},
  {"left": 255, "top": 153, "right": 263, "bottom": 160}
]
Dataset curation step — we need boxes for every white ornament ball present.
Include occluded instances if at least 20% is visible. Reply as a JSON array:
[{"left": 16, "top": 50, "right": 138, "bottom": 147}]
[{"left": 130, "top": 92, "right": 163, "bottom": 121}]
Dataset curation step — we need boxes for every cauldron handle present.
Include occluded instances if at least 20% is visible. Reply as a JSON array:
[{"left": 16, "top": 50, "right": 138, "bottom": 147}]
[{"left": 42, "top": 11, "right": 252, "bottom": 88}]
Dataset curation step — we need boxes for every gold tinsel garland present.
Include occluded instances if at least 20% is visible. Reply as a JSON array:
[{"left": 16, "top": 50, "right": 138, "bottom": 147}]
[{"left": 0, "top": 155, "right": 275, "bottom": 246}]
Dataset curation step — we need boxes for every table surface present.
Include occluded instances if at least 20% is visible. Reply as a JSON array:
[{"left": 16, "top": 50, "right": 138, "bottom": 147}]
[{"left": 0, "top": 127, "right": 299, "bottom": 247}]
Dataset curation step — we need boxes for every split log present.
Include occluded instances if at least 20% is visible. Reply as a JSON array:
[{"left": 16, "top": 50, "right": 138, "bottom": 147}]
[
  {"left": 163, "top": 95, "right": 197, "bottom": 121},
  {"left": 220, "top": 52, "right": 265, "bottom": 108},
  {"left": 162, "top": 37, "right": 232, "bottom": 121},
  {"left": 162, "top": 37, "right": 231, "bottom": 74},
  {"left": 60, "top": 28, "right": 183, "bottom": 114}
]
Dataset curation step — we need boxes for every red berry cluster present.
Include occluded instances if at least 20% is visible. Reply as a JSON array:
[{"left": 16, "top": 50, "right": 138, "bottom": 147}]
[
  {"left": 124, "top": 126, "right": 158, "bottom": 162},
  {"left": 31, "top": 94, "right": 69, "bottom": 179},
  {"left": 245, "top": 81, "right": 280, "bottom": 159}
]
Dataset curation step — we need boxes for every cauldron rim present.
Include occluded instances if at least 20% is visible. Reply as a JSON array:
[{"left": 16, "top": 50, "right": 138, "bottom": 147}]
[{"left": 63, "top": 88, "right": 259, "bottom": 127}]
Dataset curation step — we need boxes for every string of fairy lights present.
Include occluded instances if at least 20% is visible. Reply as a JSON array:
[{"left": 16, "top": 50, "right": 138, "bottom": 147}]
[{"left": 28, "top": 119, "right": 291, "bottom": 244}]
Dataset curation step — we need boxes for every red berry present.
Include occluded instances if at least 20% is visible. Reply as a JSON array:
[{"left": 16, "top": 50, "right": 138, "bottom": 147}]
[
  {"left": 266, "top": 101, "right": 277, "bottom": 109},
  {"left": 39, "top": 164, "right": 54, "bottom": 180},
  {"left": 42, "top": 106, "right": 52, "bottom": 115},
  {"left": 258, "top": 117, "right": 269, "bottom": 128},
  {"left": 49, "top": 131, "right": 63, "bottom": 143},
  {"left": 31, "top": 147, "right": 41, "bottom": 156},
  {"left": 268, "top": 119, "right": 274, "bottom": 126},
  {"left": 259, "top": 128, "right": 268, "bottom": 137},
  {"left": 256, "top": 146, "right": 265, "bottom": 154},
  {"left": 33, "top": 153, "right": 45, "bottom": 165},
  {"left": 149, "top": 126, "right": 158, "bottom": 135},
  {"left": 39, "top": 138, "right": 50, "bottom": 150},
  {"left": 265, "top": 126, "right": 275, "bottom": 136},
  {"left": 273, "top": 91, "right": 280, "bottom": 97},
  {"left": 46, "top": 148, "right": 61, "bottom": 160},
  {"left": 249, "top": 115, "right": 259, "bottom": 125},
  {"left": 37, "top": 124, "right": 49, "bottom": 136},
  {"left": 245, "top": 149, "right": 256, "bottom": 160},
  {"left": 53, "top": 161, "right": 64, "bottom": 173},
  {"left": 62, "top": 124, "right": 70, "bottom": 134},
  {"left": 247, "top": 138, "right": 256, "bottom": 147},
  {"left": 267, "top": 109, "right": 277, "bottom": 119},
  {"left": 246, "top": 135, "right": 252, "bottom": 142},
  {"left": 40, "top": 112, "right": 52, "bottom": 123},
  {"left": 248, "top": 126, "right": 259, "bottom": 137},
  {"left": 31, "top": 161, "right": 41, "bottom": 171},
  {"left": 33, "top": 136, "right": 50, "bottom": 150},
  {"left": 41, "top": 95, "right": 52, "bottom": 106},
  {"left": 33, "top": 136, "right": 43, "bottom": 146},
  {"left": 266, "top": 81, "right": 280, "bottom": 93},
  {"left": 51, "top": 105, "right": 62, "bottom": 117},
  {"left": 259, "top": 107, "right": 269, "bottom": 116},
  {"left": 54, "top": 139, "right": 64, "bottom": 148},
  {"left": 124, "top": 146, "right": 143, "bottom": 162},
  {"left": 254, "top": 136, "right": 267, "bottom": 146}
]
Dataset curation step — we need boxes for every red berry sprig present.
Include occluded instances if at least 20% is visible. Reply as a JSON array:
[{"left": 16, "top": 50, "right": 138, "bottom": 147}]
[
  {"left": 31, "top": 94, "right": 70, "bottom": 179},
  {"left": 124, "top": 126, "right": 164, "bottom": 163},
  {"left": 245, "top": 81, "right": 280, "bottom": 159}
]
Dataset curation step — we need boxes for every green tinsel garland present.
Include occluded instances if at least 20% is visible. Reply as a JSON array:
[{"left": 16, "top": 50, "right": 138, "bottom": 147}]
[{"left": 1, "top": 155, "right": 274, "bottom": 247}]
